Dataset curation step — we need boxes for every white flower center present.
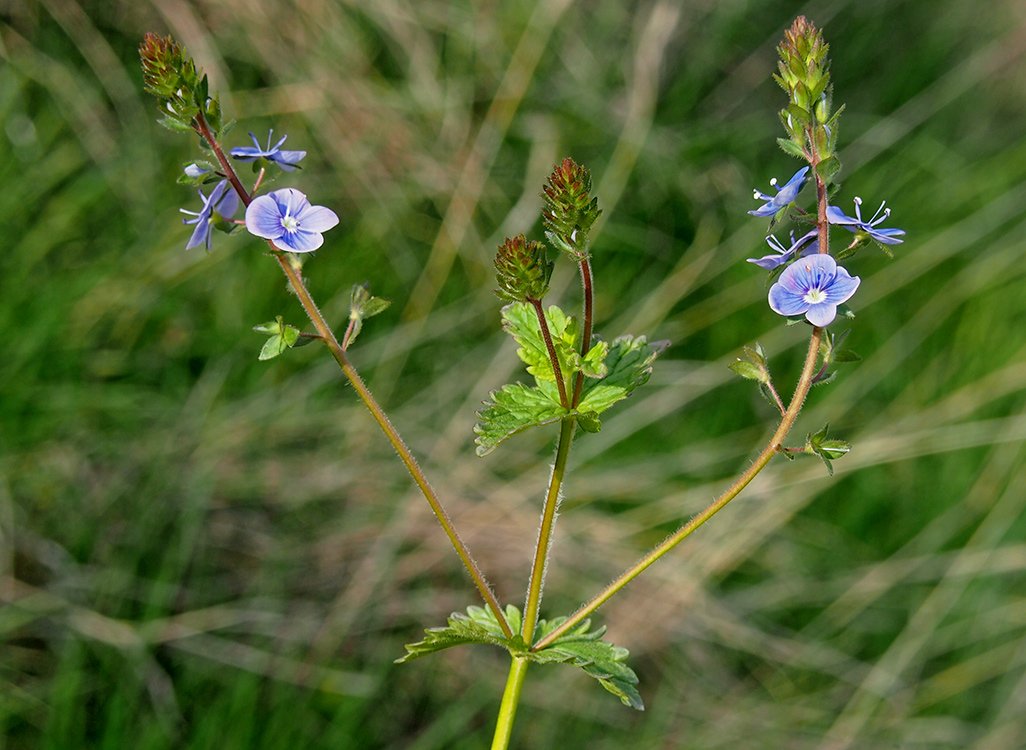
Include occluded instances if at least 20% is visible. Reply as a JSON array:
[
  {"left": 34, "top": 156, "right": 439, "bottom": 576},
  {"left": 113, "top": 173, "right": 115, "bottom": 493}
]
[
  {"left": 281, "top": 215, "right": 299, "bottom": 232},
  {"left": 803, "top": 288, "right": 826, "bottom": 304}
]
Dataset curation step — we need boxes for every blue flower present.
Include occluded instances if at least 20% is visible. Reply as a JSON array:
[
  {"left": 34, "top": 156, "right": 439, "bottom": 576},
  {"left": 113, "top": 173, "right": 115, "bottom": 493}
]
[
  {"left": 245, "top": 188, "right": 339, "bottom": 253},
  {"left": 748, "top": 166, "right": 809, "bottom": 217},
  {"left": 180, "top": 179, "right": 239, "bottom": 250},
  {"left": 747, "top": 229, "right": 819, "bottom": 270},
  {"left": 826, "top": 197, "right": 905, "bottom": 245},
  {"left": 230, "top": 130, "right": 306, "bottom": 171},
  {"left": 768, "top": 253, "right": 860, "bottom": 326}
]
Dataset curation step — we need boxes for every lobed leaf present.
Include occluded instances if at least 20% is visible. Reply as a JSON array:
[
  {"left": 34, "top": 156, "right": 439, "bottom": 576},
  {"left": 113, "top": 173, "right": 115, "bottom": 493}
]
[
  {"left": 474, "top": 382, "right": 567, "bottom": 456},
  {"left": 576, "top": 336, "right": 665, "bottom": 416}
]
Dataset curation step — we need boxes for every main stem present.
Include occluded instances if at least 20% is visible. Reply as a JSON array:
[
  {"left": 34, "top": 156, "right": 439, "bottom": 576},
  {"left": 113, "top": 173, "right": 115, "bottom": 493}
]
[
  {"left": 193, "top": 113, "right": 512, "bottom": 639},
  {"left": 490, "top": 657, "right": 530, "bottom": 750},
  {"left": 521, "top": 417, "right": 576, "bottom": 644}
]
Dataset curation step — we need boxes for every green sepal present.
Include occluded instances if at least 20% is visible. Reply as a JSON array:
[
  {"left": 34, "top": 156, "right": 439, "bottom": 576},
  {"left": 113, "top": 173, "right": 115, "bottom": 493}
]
[
  {"left": 176, "top": 159, "right": 218, "bottom": 185},
  {"left": 157, "top": 115, "right": 195, "bottom": 134},
  {"left": 254, "top": 315, "right": 301, "bottom": 360},
  {"left": 346, "top": 283, "right": 391, "bottom": 349},
  {"left": 729, "top": 343, "right": 770, "bottom": 384},
  {"left": 815, "top": 154, "right": 842, "bottom": 185},
  {"left": 807, "top": 423, "right": 852, "bottom": 475},
  {"left": 776, "top": 137, "right": 807, "bottom": 160}
]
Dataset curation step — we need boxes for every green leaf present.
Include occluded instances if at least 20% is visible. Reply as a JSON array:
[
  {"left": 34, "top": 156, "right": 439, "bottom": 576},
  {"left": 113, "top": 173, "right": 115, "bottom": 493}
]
[
  {"left": 806, "top": 423, "right": 852, "bottom": 475},
  {"left": 577, "top": 336, "right": 665, "bottom": 416},
  {"left": 396, "top": 605, "right": 522, "bottom": 664},
  {"left": 474, "top": 382, "right": 567, "bottom": 456},
  {"left": 581, "top": 340, "right": 609, "bottom": 379},
  {"left": 501, "top": 302, "right": 582, "bottom": 385},
  {"left": 528, "top": 617, "right": 644, "bottom": 711}
]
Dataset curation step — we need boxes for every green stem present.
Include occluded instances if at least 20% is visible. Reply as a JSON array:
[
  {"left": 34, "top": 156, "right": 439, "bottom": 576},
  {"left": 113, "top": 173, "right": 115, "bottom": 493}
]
[
  {"left": 490, "top": 657, "right": 531, "bottom": 750},
  {"left": 533, "top": 326, "right": 823, "bottom": 651},
  {"left": 192, "top": 112, "right": 513, "bottom": 639},
  {"left": 521, "top": 417, "right": 576, "bottom": 644}
]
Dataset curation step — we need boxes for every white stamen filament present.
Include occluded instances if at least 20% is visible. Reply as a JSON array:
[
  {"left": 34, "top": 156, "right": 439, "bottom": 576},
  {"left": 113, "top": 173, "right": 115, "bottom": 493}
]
[{"left": 804, "top": 288, "right": 826, "bottom": 304}]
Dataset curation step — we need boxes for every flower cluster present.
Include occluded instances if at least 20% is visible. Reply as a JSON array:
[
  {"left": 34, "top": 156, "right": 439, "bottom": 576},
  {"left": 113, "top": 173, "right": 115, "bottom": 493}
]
[{"left": 745, "top": 17, "right": 905, "bottom": 327}]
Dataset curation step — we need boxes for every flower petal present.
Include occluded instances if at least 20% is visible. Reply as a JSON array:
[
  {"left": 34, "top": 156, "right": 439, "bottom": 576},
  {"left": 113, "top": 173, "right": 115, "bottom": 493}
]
[
  {"left": 215, "top": 188, "right": 240, "bottom": 219},
  {"left": 230, "top": 146, "right": 264, "bottom": 159},
  {"left": 805, "top": 302, "right": 839, "bottom": 326},
  {"left": 185, "top": 219, "right": 210, "bottom": 250},
  {"left": 869, "top": 227, "right": 906, "bottom": 245},
  {"left": 768, "top": 285, "right": 808, "bottom": 317},
  {"left": 270, "top": 188, "right": 310, "bottom": 218},
  {"left": 296, "top": 204, "right": 339, "bottom": 233},
  {"left": 246, "top": 194, "right": 285, "bottom": 239},
  {"left": 277, "top": 229, "right": 324, "bottom": 253},
  {"left": 822, "top": 267, "right": 860, "bottom": 305},
  {"left": 826, "top": 205, "right": 858, "bottom": 227}
]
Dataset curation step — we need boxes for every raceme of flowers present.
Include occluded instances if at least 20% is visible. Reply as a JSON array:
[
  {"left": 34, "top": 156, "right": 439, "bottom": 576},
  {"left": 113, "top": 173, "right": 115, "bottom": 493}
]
[
  {"left": 747, "top": 169, "right": 904, "bottom": 326},
  {"left": 177, "top": 131, "right": 339, "bottom": 253}
]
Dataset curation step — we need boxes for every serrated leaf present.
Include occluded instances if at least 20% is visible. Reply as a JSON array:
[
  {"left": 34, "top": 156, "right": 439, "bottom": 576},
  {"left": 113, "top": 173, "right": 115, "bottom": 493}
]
[
  {"left": 576, "top": 337, "right": 665, "bottom": 416},
  {"left": 581, "top": 340, "right": 609, "bottom": 379},
  {"left": 396, "top": 605, "right": 519, "bottom": 664},
  {"left": 501, "top": 302, "right": 581, "bottom": 385},
  {"left": 527, "top": 618, "right": 643, "bottom": 711},
  {"left": 474, "top": 382, "right": 567, "bottom": 456}
]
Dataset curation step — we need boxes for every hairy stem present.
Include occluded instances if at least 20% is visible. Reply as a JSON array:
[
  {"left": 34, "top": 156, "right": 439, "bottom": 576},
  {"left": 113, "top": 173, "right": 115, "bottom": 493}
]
[
  {"left": 533, "top": 326, "right": 823, "bottom": 650},
  {"left": 522, "top": 417, "right": 576, "bottom": 644},
  {"left": 570, "top": 256, "right": 594, "bottom": 408},
  {"left": 490, "top": 657, "right": 530, "bottom": 750},
  {"left": 193, "top": 112, "right": 512, "bottom": 638},
  {"left": 530, "top": 298, "right": 570, "bottom": 408}
]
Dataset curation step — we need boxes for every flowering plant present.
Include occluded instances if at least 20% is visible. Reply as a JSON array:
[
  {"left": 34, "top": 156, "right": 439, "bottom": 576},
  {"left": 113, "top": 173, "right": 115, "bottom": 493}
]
[{"left": 139, "top": 16, "right": 902, "bottom": 747}]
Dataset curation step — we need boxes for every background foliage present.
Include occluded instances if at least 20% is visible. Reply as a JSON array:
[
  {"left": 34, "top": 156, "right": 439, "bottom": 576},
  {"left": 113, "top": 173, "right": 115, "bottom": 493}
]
[{"left": 3, "top": 0, "right": 1026, "bottom": 747}]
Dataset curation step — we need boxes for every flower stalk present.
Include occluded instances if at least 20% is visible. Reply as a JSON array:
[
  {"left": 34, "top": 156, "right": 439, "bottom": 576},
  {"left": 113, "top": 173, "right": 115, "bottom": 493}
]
[{"left": 193, "top": 108, "right": 514, "bottom": 639}]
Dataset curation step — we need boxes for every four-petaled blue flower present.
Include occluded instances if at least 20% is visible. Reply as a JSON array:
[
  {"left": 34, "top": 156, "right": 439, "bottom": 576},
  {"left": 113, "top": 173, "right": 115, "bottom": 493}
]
[
  {"left": 748, "top": 229, "right": 819, "bottom": 270},
  {"left": 245, "top": 188, "right": 339, "bottom": 253},
  {"left": 827, "top": 197, "right": 905, "bottom": 245},
  {"left": 768, "top": 253, "right": 860, "bottom": 326},
  {"left": 748, "top": 166, "right": 809, "bottom": 217},
  {"left": 180, "top": 179, "right": 239, "bottom": 250},
  {"left": 230, "top": 130, "right": 306, "bottom": 171}
]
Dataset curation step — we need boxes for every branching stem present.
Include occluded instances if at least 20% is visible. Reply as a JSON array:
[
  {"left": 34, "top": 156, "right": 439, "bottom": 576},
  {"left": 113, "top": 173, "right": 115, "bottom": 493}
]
[{"left": 192, "top": 111, "right": 513, "bottom": 639}]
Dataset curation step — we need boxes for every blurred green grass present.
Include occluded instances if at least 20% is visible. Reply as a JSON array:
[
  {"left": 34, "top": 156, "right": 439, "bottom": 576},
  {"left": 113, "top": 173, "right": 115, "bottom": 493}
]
[{"left": 3, "top": 0, "right": 1026, "bottom": 747}]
